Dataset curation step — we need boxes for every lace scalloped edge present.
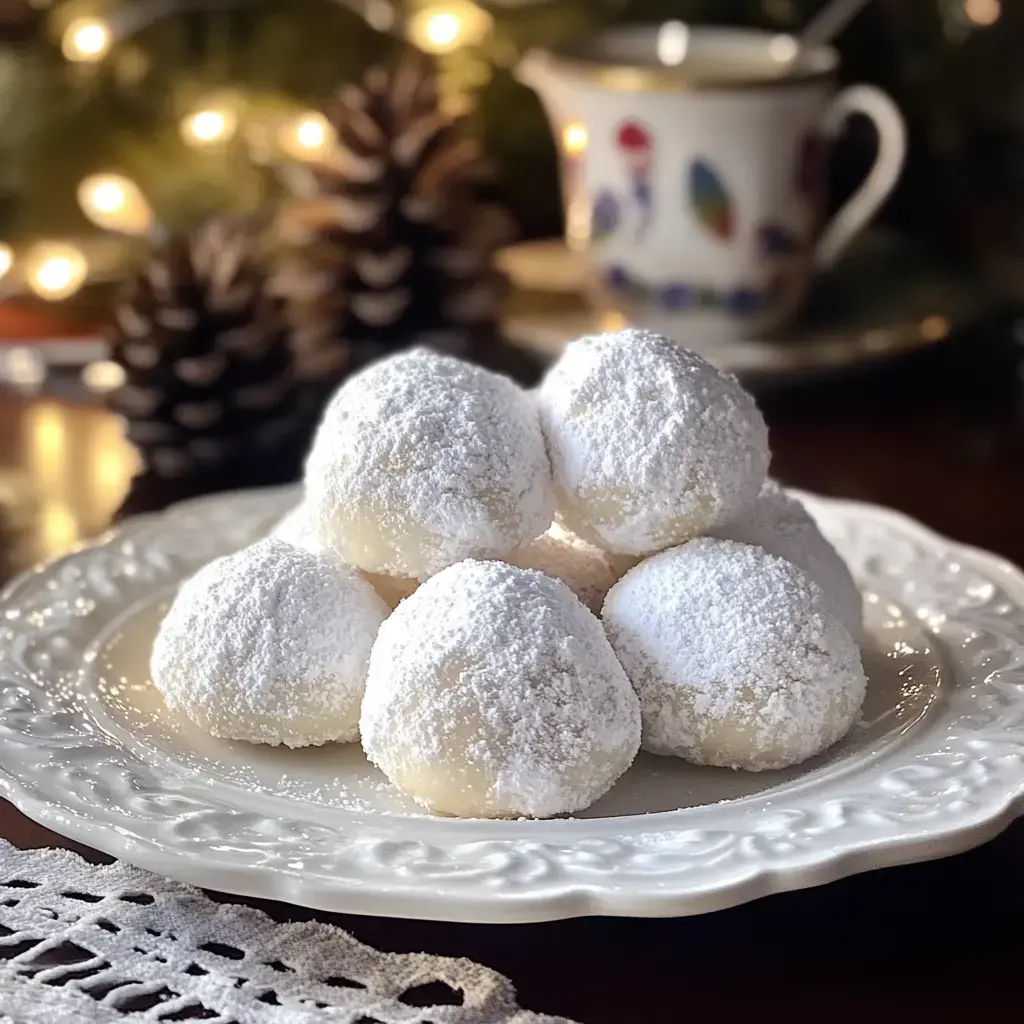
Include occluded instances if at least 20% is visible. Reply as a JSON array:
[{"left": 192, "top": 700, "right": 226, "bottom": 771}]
[{"left": 0, "top": 841, "right": 575, "bottom": 1024}]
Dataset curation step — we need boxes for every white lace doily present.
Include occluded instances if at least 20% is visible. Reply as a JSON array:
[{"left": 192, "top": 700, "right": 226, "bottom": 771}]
[{"left": 0, "top": 842, "right": 575, "bottom": 1024}]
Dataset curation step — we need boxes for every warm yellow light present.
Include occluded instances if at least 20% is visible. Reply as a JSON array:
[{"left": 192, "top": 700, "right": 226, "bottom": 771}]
[
  {"left": 0, "top": 347, "right": 45, "bottom": 390},
  {"left": 25, "top": 243, "right": 89, "bottom": 301},
  {"left": 39, "top": 501, "right": 79, "bottom": 556},
  {"left": 0, "top": 242, "right": 12, "bottom": 281},
  {"left": 965, "top": 0, "right": 1000, "bottom": 25},
  {"left": 190, "top": 110, "right": 228, "bottom": 142},
  {"left": 426, "top": 12, "right": 460, "bottom": 48},
  {"left": 81, "top": 360, "right": 127, "bottom": 393},
  {"left": 296, "top": 115, "right": 327, "bottom": 150},
  {"left": 62, "top": 18, "right": 112, "bottom": 62},
  {"left": 181, "top": 108, "right": 236, "bottom": 146},
  {"left": 279, "top": 112, "right": 334, "bottom": 161},
  {"left": 25, "top": 403, "right": 67, "bottom": 497},
  {"left": 35, "top": 257, "right": 85, "bottom": 297},
  {"left": 657, "top": 21, "right": 690, "bottom": 66},
  {"left": 920, "top": 314, "right": 950, "bottom": 341},
  {"left": 408, "top": 3, "right": 492, "bottom": 54},
  {"left": 92, "top": 180, "right": 123, "bottom": 214},
  {"left": 562, "top": 122, "right": 588, "bottom": 157},
  {"left": 600, "top": 310, "right": 629, "bottom": 332},
  {"left": 77, "top": 173, "right": 154, "bottom": 236}
]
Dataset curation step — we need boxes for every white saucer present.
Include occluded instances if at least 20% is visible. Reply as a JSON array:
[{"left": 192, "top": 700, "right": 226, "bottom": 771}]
[
  {"left": 1, "top": 486, "right": 1022, "bottom": 923},
  {"left": 498, "top": 237, "right": 968, "bottom": 385}
]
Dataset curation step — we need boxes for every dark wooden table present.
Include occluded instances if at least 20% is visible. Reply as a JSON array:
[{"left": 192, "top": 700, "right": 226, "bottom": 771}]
[{"left": 4, "top": 333, "right": 1024, "bottom": 1023}]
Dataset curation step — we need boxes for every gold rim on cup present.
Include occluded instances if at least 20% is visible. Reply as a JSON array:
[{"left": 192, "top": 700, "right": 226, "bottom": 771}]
[{"left": 537, "top": 31, "right": 838, "bottom": 93}]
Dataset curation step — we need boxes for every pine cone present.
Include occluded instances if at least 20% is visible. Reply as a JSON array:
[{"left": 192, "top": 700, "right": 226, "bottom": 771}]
[
  {"left": 108, "top": 217, "right": 305, "bottom": 482},
  {"left": 272, "top": 50, "right": 516, "bottom": 383}
]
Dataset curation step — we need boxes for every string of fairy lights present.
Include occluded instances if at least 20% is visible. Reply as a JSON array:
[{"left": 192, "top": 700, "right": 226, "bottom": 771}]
[
  {"left": 0, "top": 0, "right": 1001, "bottom": 306},
  {"left": 0, "top": 0, "right": 498, "bottom": 305}
]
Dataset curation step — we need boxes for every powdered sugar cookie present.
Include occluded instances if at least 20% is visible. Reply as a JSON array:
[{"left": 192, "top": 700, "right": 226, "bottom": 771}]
[
  {"left": 603, "top": 538, "right": 865, "bottom": 771},
  {"left": 152, "top": 538, "right": 388, "bottom": 747},
  {"left": 509, "top": 522, "right": 639, "bottom": 612},
  {"left": 361, "top": 559, "right": 641, "bottom": 818},
  {"left": 271, "top": 503, "right": 418, "bottom": 609},
  {"left": 537, "top": 330, "right": 769, "bottom": 556},
  {"left": 305, "top": 350, "right": 554, "bottom": 580},
  {"left": 713, "top": 480, "right": 862, "bottom": 637}
]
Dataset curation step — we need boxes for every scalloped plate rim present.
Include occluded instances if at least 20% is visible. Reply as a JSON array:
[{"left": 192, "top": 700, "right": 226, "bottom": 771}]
[{"left": 1, "top": 485, "right": 1023, "bottom": 923}]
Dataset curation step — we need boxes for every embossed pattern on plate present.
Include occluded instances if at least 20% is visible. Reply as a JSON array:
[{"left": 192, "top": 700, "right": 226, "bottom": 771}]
[{"left": 1, "top": 486, "right": 1023, "bottom": 922}]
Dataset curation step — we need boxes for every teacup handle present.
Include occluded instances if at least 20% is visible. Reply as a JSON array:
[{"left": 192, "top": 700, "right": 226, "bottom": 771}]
[{"left": 814, "top": 85, "right": 907, "bottom": 270}]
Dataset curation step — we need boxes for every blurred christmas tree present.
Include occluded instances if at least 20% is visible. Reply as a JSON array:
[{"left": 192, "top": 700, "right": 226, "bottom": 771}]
[
  {"left": 0, "top": 0, "right": 390, "bottom": 297},
  {"left": 0, "top": 0, "right": 1017, "bottom": 312}
]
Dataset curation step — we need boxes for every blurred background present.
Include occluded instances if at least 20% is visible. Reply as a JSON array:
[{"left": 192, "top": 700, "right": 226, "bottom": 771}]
[{"left": 1, "top": 0, "right": 1024, "bottom": 575}]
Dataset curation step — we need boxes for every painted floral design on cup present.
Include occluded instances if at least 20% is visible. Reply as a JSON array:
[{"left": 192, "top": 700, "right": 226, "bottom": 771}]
[
  {"left": 616, "top": 120, "right": 654, "bottom": 242},
  {"left": 592, "top": 189, "right": 621, "bottom": 242},
  {"left": 660, "top": 283, "right": 693, "bottom": 310},
  {"left": 689, "top": 159, "right": 734, "bottom": 242},
  {"left": 602, "top": 264, "right": 768, "bottom": 319}
]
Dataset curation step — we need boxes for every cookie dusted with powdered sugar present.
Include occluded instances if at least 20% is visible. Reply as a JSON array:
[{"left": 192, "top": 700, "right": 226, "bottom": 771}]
[
  {"left": 603, "top": 538, "right": 865, "bottom": 771},
  {"left": 152, "top": 538, "right": 388, "bottom": 747},
  {"left": 508, "top": 522, "right": 639, "bottom": 613},
  {"left": 304, "top": 349, "right": 554, "bottom": 581},
  {"left": 536, "top": 330, "right": 769, "bottom": 556},
  {"left": 361, "top": 559, "right": 641, "bottom": 818},
  {"left": 712, "top": 480, "right": 862, "bottom": 638},
  {"left": 270, "top": 502, "right": 418, "bottom": 610}
]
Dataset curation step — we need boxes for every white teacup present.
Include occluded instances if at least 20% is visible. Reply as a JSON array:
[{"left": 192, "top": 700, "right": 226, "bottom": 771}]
[{"left": 518, "top": 24, "right": 906, "bottom": 341}]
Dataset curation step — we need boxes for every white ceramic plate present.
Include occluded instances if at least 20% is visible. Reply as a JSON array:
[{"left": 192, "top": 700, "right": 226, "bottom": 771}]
[{"left": 2, "top": 486, "right": 1023, "bottom": 923}]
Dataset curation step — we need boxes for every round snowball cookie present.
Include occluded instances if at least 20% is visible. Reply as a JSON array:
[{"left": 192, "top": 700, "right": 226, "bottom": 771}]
[
  {"left": 151, "top": 538, "right": 389, "bottom": 747},
  {"left": 270, "top": 504, "right": 418, "bottom": 610},
  {"left": 361, "top": 560, "right": 641, "bottom": 818},
  {"left": 603, "top": 539, "right": 866, "bottom": 771},
  {"left": 305, "top": 349, "right": 555, "bottom": 580},
  {"left": 509, "top": 522, "right": 639, "bottom": 613},
  {"left": 537, "top": 330, "right": 769, "bottom": 555},
  {"left": 712, "top": 480, "right": 862, "bottom": 638}
]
